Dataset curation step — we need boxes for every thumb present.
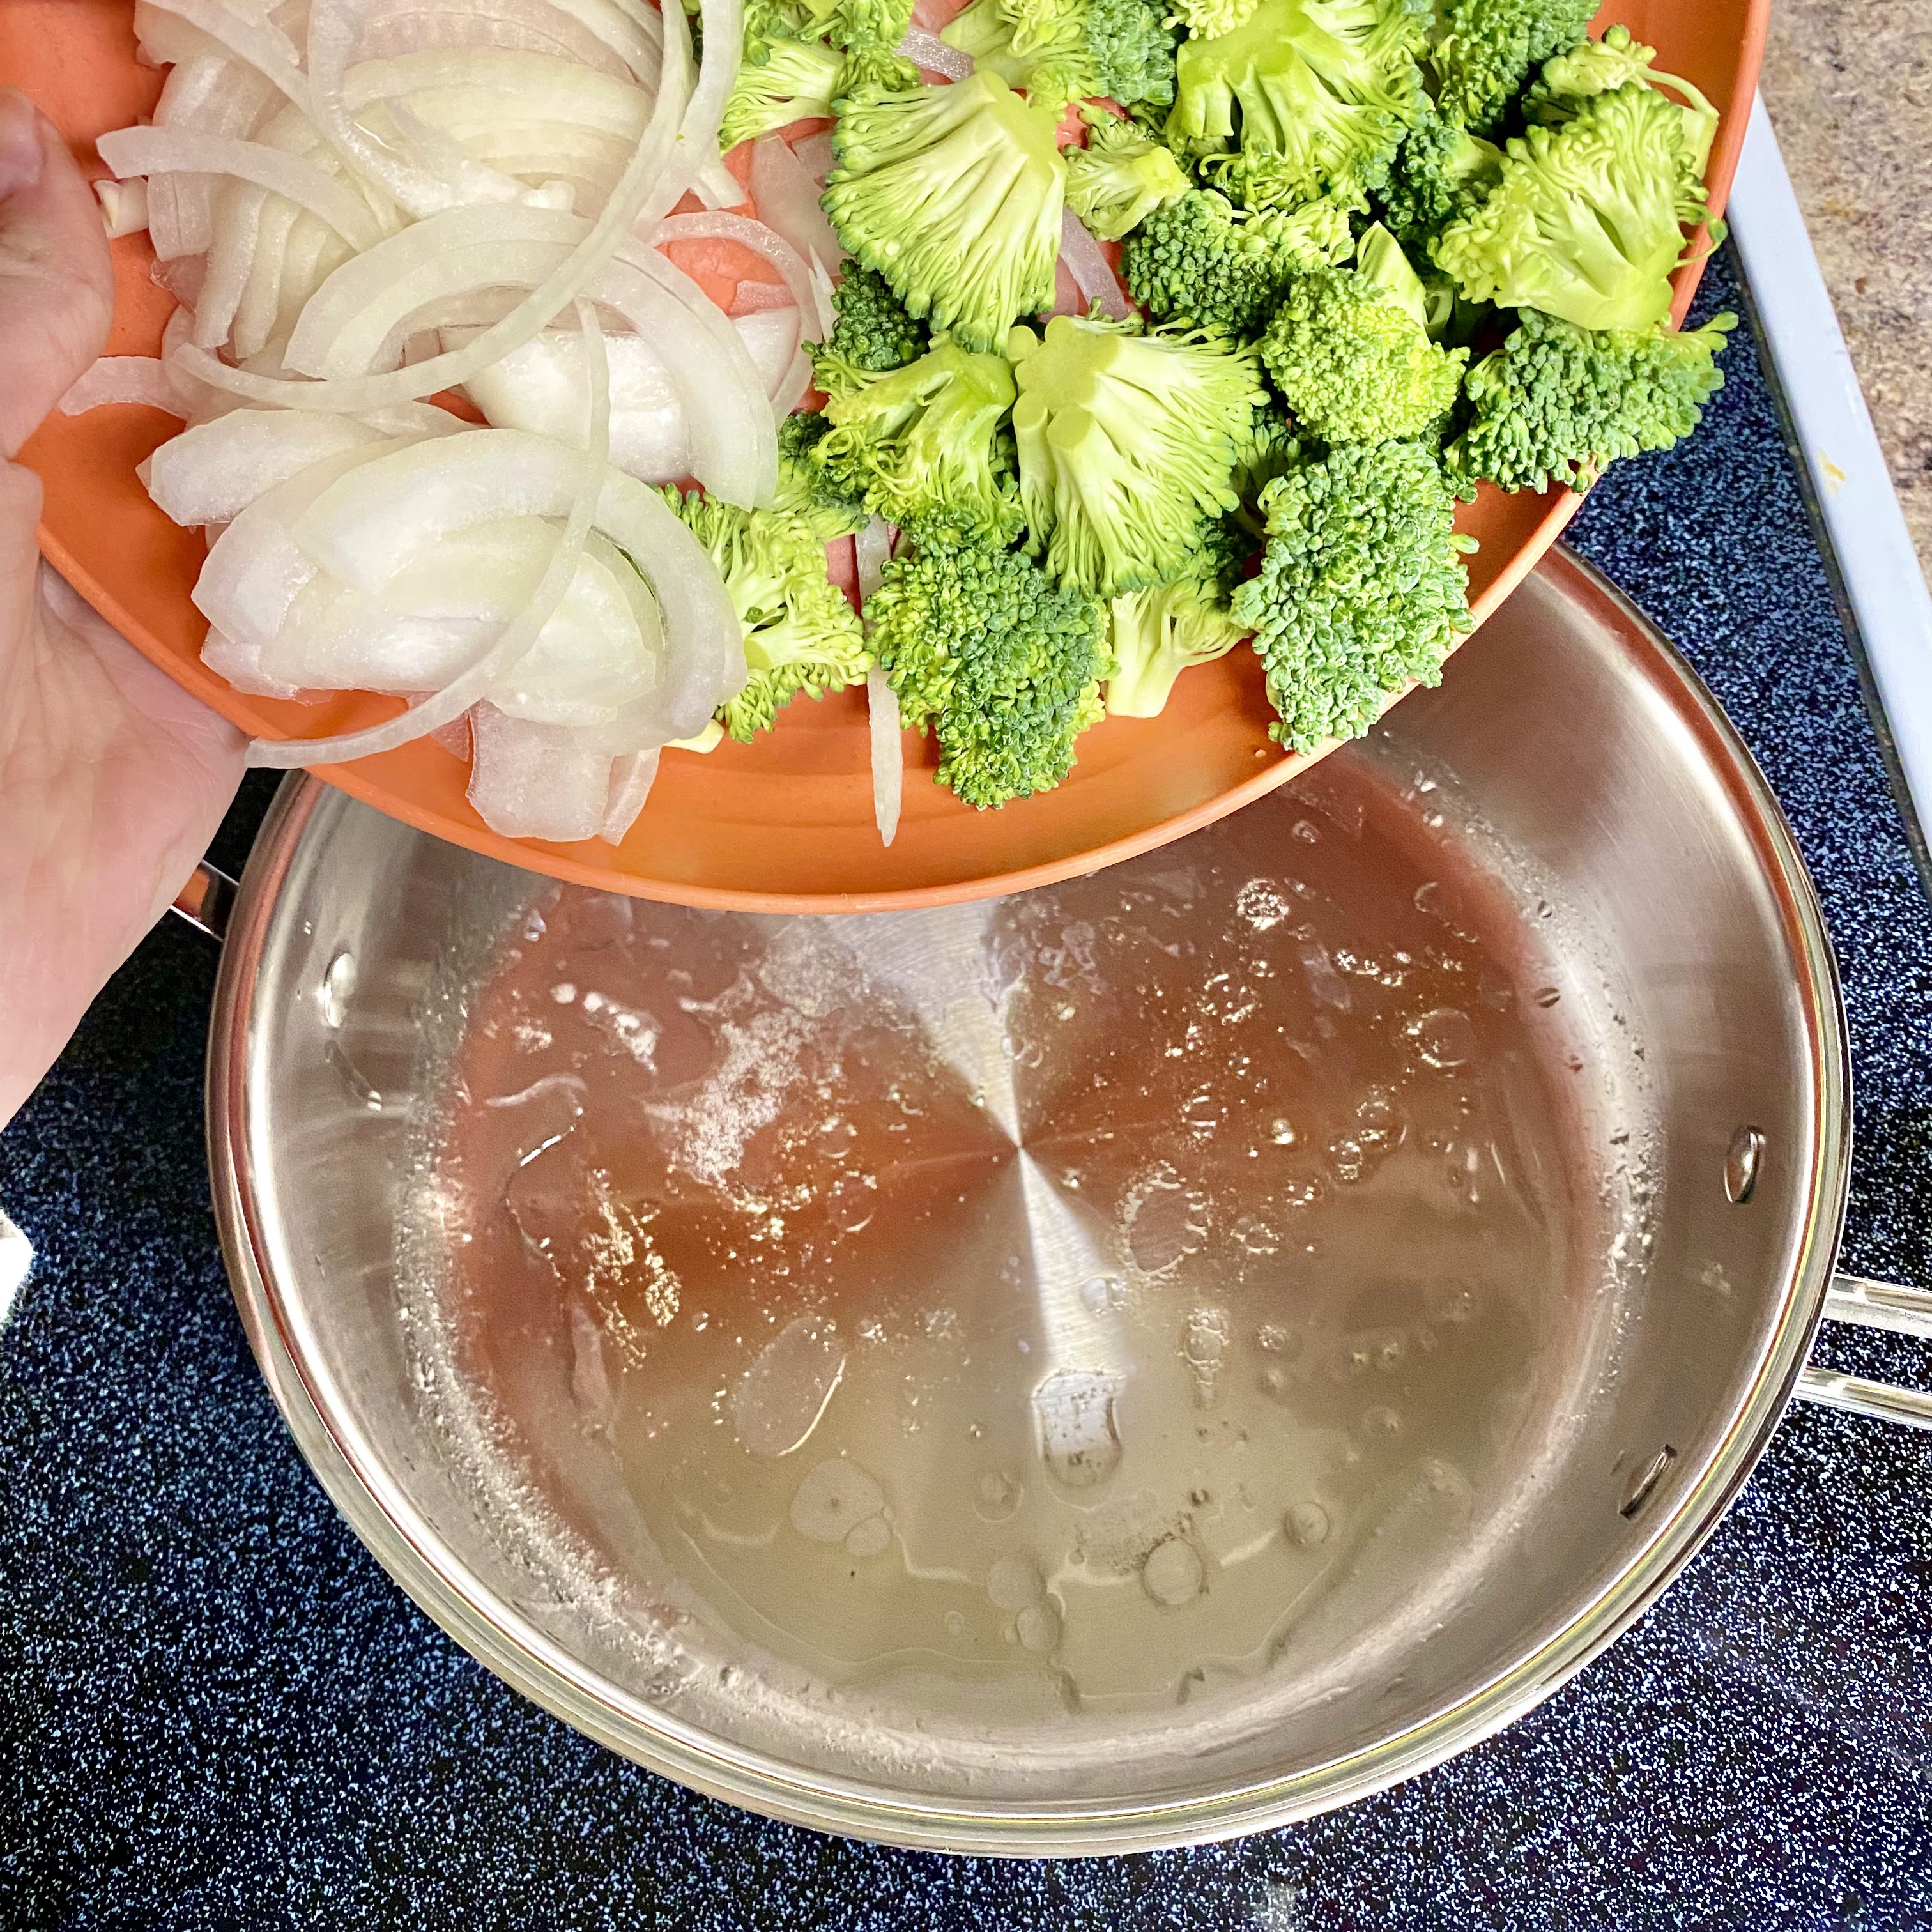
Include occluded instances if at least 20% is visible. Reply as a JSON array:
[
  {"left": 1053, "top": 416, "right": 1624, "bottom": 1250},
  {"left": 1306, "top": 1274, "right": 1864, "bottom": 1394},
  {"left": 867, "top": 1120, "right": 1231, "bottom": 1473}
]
[{"left": 0, "top": 87, "right": 114, "bottom": 460}]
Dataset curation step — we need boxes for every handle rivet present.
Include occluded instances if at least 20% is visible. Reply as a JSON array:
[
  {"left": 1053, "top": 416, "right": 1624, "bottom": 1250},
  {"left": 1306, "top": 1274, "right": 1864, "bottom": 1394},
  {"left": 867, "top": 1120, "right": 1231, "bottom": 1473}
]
[
  {"left": 1724, "top": 1125, "right": 1765, "bottom": 1204},
  {"left": 1620, "top": 1443, "right": 1678, "bottom": 1519}
]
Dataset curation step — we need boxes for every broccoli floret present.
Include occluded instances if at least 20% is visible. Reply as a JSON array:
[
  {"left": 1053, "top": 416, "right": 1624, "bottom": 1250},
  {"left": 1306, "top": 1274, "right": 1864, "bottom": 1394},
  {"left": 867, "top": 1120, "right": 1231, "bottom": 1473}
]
[
  {"left": 795, "top": 0, "right": 916, "bottom": 63},
  {"left": 1170, "top": 0, "right": 1259, "bottom": 38},
  {"left": 1086, "top": 0, "right": 1181, "bottom": 109},
  {"left": 1446, "top": 306, "right": 1735, "bottom": 494},
  {"left": 1259, "top": 261, "right": 1468, "bottom": 443},
  {"left": 1064, "top": 117, "right": 1192, "bottom": 240},
  {"left": 1232, "top": 440, "right": 1473, "bottom": 749},
  {"left": 721, "top": 34, "right": 846, "bottom": 150},
  {"left": 1432, "top": 84, "right": 1712, "bottom": 332},
  {"left": 1427, "top": 0, "right": 1595, "bottom": 131},
  {"left": 809, "top": 335, "right": 1023, "bottom": 536},
  {"left": 940, "top": 0, "right": 1176, "bottom": 109},
  {"left": 1523, "top": 25, "right": 1719, "bottom": 176},
  {"left": 1105, "top": 521, "right": 1252, "bottom": 716},
  {"left": 1009, "top": 314, "right": 1266, "bottom": 595},
  {"left": 1255, "top": 275, "right": 1458, "bottom": 443},
  {"left": 1119, "top": 190, "right": 1353, "bottom": 336},
  {"left": 1368, "top": 96, "right": 1501, "bottom": 249},
  {"left": 1169, "top": 0, "right": 1428, "bottom": 210},
  {"left": 866, "top": 516, "right": 1111, "bottom": 806},
  {"left": 809, "top": 262, "right": 928, "bottom": 397},
  {"left": 775, "top": 410, "right": 871, "bottom": 534},
  {"left": 668, "top": 487, "right": 871, "bottom": 739},
  {"left": 1229, "top": 396, "right": 1303, "bottom": 507},
  {"left": 822, "top": 73, "right": 1067, "bottom": 353}
]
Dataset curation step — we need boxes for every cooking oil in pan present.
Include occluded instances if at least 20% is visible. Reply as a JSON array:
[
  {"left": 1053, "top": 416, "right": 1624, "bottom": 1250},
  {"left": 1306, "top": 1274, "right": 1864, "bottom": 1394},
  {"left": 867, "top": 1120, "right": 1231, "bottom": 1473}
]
[{"left": 441, "top": 756, "right": 1609, "bottom": 1714}]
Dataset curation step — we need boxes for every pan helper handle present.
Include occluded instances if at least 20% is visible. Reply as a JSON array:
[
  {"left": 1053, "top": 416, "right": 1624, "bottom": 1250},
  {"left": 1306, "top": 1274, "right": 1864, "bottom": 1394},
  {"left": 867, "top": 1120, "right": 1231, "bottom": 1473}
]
[{"left": 1797, "top": 1276, "right": 1932, "bottom": 1430}]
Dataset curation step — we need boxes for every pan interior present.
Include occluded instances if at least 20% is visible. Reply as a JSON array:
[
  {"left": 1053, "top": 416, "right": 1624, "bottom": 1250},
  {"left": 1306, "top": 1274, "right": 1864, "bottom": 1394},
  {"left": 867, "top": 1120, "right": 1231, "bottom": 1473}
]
[{"left": 382, "top": 737, "right": 1652, "bottom": 1804}]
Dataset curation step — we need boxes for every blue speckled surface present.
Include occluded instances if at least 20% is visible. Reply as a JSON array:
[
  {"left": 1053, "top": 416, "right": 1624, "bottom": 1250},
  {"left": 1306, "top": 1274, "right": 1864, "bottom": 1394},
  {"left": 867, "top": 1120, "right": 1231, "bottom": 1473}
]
[{"left": 7, "top": 247, "right": 1932, "bottom": 1930}]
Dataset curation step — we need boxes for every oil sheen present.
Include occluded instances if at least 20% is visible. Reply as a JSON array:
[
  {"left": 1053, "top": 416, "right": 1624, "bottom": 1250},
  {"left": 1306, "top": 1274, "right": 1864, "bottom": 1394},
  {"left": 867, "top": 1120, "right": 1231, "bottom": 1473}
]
[{"left": 438, "top": 758, "right": 1601, "bottom": 1715}]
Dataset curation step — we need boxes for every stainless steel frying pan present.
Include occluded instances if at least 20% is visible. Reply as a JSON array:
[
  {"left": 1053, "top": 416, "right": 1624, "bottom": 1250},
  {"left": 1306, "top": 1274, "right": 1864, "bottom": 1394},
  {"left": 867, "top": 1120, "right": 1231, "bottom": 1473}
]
[{"left": 174, "top": 548, "right": 1932, "bottom": 1853}]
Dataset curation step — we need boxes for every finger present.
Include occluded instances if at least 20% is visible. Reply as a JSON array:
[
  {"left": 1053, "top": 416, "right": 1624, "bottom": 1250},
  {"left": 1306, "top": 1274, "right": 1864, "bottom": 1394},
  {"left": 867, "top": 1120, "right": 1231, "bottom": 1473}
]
[{"left": 0, "top": 88, "right": 114, "bottom": 459}]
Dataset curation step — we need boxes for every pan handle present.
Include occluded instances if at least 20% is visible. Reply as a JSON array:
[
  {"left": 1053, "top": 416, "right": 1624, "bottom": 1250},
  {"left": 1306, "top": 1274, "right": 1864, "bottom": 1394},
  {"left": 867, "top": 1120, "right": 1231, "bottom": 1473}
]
[
  {"left": 1795, "top": 1275, "right": 1932, "bottom": 1430},
  {"left": 169, "top": 858, "right": 237, "bottom": 943}
]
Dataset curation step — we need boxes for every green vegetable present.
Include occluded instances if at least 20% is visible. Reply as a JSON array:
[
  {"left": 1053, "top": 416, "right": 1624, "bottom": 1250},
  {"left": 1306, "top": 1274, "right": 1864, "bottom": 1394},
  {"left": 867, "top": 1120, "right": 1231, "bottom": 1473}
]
[
  {"left": 1228, "top": 397, "right": 1302, "bottom": 507},
  {"left": 721, "top": 33, "right": 845, "bottom": 150},
  {"left": 775, "top": 411, "right": 871, "bottom": 535},
  {"left": 1427, "top": 0, "right": 1595, "bottom": 131},
  {"left": 1232, "top": 440, "right": 1473, "bottom": 750},
  {"left": 1523, "top": 24, "right": 1719, "bottom": 176},
  {"left": 1119, "top": 189, "right": 1353, "bottom": 336},
  {"left": 1259, "top": 233, "right": 1467, "bottom": 443},
  {"left": 1105, "top": 520, "right": 1251, "bottom": 716},
  {"left": 668, "top": 487, "right": 871, "bottom": 740},
  {"left": 939, "top": 0, "right": 1177, "bottom": 109},
  {"left": 1010, "top": 314, "right": 1267, "bottom": 595},
  {"left": 1064, "top": 118, "right": 1193, "bottom": 241},
  {"left": 810, "top": 335, "right": 1023, "bottom": 537},
  {"left": 1168, "top": 0, "right": 1428, "bottom": 210},
  {"left": 1368, "top": 97, "right": 1501, "bottom": 250},
  {"left": 1432, "top": 84, "right": 1712, "bottom": 332},
  {"left": 867, "top": 516, "right": 1112, "bottom": 806},
  {"left": 1447, "top": 305, "right": 1735, "bottom": 494},
  {"left": 809, "top": 262, "right": 928, "bottom": 397},
  {"left": 822, "top": 73, "right": 1067, "bottom": 352},
  {"left": 1168, "top": 0, "right": 1261, "bottom": 41}
]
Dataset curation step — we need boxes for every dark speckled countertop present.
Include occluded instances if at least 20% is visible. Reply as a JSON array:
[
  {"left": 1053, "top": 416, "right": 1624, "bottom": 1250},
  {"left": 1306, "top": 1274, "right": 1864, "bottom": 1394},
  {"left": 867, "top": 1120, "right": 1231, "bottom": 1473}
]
[{"left": 7, "top": 246, "right": 1932, "bottom": 1929}]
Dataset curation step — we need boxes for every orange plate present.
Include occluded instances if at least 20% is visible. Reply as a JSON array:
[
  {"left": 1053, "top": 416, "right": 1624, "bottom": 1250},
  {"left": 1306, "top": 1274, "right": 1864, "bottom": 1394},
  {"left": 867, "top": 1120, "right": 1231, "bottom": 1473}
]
[{"left": 9, "top": 0, "right": 1767, "bottom": 912}]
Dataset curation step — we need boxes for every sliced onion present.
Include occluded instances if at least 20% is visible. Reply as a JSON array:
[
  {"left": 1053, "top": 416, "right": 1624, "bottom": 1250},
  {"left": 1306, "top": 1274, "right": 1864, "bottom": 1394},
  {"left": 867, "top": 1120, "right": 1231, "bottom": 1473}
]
[
  {"left": 896, "top": 25, "right": 973, "bottom": 80},
  {"left": 466, "top": 703, "right": 617, "bottom": 841},
  {"left": 170, "top": 0, "right": 696, "bottom": 413},
  {"left": 866, "top": 665, "right": 902, "bottom": 847},
  {"left": 248, "top": 298, "right": 612, "bottom": 767},
  {"left": 855, "top": 514, "right": 891, "bottom": 602},
  {"left": 201, "top": 627, "right": 313, "bottom": 698},
  {"left": 277, "top": 208, "right": 773, "bottom": 501},
  {"left": 1059, "top": 207, "right": 1132, "bottom": 321},
  {"left": 341, "top": 49, "right": 649, "bottom": 216},
  {"left": 730, "top": 305, "right": 801, "bottom": 395},
  {"left": 98, "top": 127, "right": 382, "bottom": 249},
  {"left": 747, "top": 136, "right": 844, "bottom": 295},
  {"left": 789, "top": 130, "right": 834, "bottom": 180},
  {"left": 96, "top": 178, "right": 151, "bottom": 238},
  {"left": 429, "top": 709, "right": 473, "bottom": 759},
  {"left": 656, "top": 208, "right": 828, "bottom": 339},
  {"left": 772, "top": 347, "right": 812, "bottom": 416},
  {"left": 626, "top": 246, "right": 776, "bottom": 504},
  {"left": 599, "top": 744, "right": 660, "bottom": 842},
  {"left": 196, "top": 439, "right": 414, "bottom": 648},
  {"left": 247, "top": 435, "right": 742, "bottom": 748},
  {"left": 447, "top": 323, "right": 688, "bottom": 482},
  {"left": 59, "top": 356, "right": 188, "bottom": 417},
  {"left": 730, "top": 279, "right": 797, "bottom": 314},
  {"left": 351, "top": 0, "right": 650, "bottom": 81},
  {"left": 306, "top": 0, "right": 533, "bottom": 217},
  {"left": 141, "top": 408, "right": 389, "bottom": 525},
  {"left": 668, "top": 0, "right": 741, "bottom": 206},
  {"left": 195, "top": 180, "right": 270, "bottom": 348},
  {"left": 155, "top": 47, "right": 277, "bottom": 140},
  {"left": 135, "top": 0, "right": 312, "bottom": 109}
]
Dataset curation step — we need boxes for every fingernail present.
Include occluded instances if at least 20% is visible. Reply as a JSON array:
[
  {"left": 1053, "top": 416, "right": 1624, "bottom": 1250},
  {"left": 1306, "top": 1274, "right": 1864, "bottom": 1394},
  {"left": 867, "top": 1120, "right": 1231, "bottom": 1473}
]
[{"left": 0, "top": 89, "right": 44, "bottom": 201}]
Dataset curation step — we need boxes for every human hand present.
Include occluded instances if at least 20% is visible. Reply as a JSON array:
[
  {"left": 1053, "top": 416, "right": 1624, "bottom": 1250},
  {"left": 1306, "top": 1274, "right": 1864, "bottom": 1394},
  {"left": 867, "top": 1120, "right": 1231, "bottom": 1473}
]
[{"left": 0, "top": 87, "right": 245, "bottom": 1129}]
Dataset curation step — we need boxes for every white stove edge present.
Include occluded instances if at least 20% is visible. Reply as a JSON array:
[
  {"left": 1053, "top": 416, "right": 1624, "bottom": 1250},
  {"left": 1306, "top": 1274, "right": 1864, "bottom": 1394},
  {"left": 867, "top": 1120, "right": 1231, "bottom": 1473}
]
[{"left": 1728, "top": 93, "right": 1932, "bottom": 841}]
